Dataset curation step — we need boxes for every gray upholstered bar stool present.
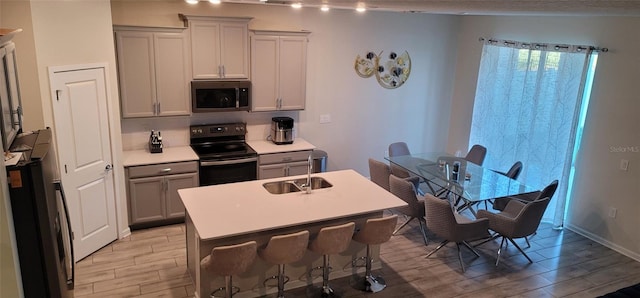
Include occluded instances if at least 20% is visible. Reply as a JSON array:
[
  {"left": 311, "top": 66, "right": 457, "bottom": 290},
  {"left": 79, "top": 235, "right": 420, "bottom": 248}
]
[
  {"left": 352, "top": 215, "right": 398, "bottom": 293},
  {"left": 258, "top": 230, "right": 310, "bottom": 298},
  {"left": 308, "top": 222, "right": 356, "bottom": 297},
  {"left": 200, "top": 241, "right": 257, "bottom": 298}
]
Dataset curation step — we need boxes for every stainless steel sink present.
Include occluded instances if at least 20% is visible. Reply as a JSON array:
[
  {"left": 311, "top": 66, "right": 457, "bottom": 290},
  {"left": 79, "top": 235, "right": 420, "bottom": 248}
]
[{"left": 262, "top": 177, "right": 333, "bottom": 194}]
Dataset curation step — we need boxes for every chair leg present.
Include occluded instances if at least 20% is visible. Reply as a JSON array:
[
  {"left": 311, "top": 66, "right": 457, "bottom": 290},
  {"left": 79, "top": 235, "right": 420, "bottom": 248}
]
[
  {"left": 455, "top": 243, "right": 465, "bottom": 272},
  {"left": 525, "top": 236, "right": 531, "bottom": 248},
  {"left": 461, "top": 241, "right": 481, "bottom": 257},
  {"left": 507, "top": 238, "right": 533, "bottom": 263},
  {"left": 418, "top": 219, "right": 429, "bottom": 246},
  {"left": 360, "top": 244, "right": 387, "bottom": 293},
  {"left": 425, "top": 240, "right": 449, "bottom": 258},
  {"left": 496, "top": 237, "right": 506, "bottom": 266},
  {"left": 392, "top": 216, "right": 414, "bottom": 235}
]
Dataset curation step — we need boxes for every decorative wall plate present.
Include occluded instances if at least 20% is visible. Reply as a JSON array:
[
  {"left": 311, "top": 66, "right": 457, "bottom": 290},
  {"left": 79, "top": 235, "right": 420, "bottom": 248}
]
[
  {"left": 354, "top": 51, "right": 380, "bottom": 78},
  {"left": 354, "top": 50, "right": 411, "bottom": 89},
  {"left": 376, "top": 51, "right": 411, "bottom": 89}
]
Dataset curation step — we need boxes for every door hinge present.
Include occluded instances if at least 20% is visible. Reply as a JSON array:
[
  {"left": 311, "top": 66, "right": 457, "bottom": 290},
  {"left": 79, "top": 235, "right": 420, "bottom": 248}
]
[
  {"left": 72, "top": 231, "right": 75, "bottom": 240},
  {"left": 64, "top": 164, "right": 68, "bottom": 174},
  {"left": 56, "top": 90, "right": 62, "bottom": 101}
]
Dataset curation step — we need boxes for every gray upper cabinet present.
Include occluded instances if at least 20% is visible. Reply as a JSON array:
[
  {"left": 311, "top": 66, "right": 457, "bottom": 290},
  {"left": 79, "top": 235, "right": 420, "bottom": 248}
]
[
  {"left": 180, "top": 15, "right": 251, "bottom": 80},
  {"left": 115, "top": 26, "right": 191, "bottom": 118},
  {"left": 251, "top": 30, "right": 309, "bottom": 111}
]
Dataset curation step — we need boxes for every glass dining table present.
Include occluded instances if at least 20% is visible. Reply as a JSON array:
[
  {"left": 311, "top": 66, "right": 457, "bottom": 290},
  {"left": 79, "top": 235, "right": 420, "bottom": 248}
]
[{"left": 385, "top": 153, "right": 539, "bottom": 216}]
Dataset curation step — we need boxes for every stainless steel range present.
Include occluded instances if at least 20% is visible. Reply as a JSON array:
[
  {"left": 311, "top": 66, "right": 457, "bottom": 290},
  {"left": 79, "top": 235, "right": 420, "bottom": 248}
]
[{"left": 190, "top": 123, "right": 257, "bottom": 186}]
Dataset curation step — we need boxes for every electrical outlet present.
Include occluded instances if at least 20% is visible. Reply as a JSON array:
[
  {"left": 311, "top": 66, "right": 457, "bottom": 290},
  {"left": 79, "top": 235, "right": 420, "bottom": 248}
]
[
  {"left": 620, "top": 159, "right": 629, "bottom": 171},
  {"left": 608, "top": 207, "right": 617, "bottom": 218},
  {"left": 319, "top": 114, "right": 332, "bottom": 124}
]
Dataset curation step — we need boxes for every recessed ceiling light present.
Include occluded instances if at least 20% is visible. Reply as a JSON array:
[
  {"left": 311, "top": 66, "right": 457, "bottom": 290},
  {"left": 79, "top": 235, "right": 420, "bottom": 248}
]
[
  {"left": 209, "top": 0, "right": 221, "bottom": 3},
  {"left": 185, "top": 0, "right": 198, "bottom": 4},
  {"left": 291, "top": 2, "right": 302, "bottom": 8},
  {"left": 356, "top": 2, "right": 366, "bottom": 12},
  {"left": 321, "top": 4, "right": 330, "bottom": 11}
]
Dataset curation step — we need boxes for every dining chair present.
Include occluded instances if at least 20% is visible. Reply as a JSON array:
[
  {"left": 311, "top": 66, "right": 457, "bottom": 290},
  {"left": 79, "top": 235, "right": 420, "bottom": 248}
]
[
  {"left": 464, "top": 144, "right": 487, "bottom": 165},
  {"left": 388, "top": 142, "right": 412, "bottom": 178},
  {"left": 388, "top": 142, "right": 424, "bottom": 195},
  {"left": 423, "top": 194, "right": 490, "bottom": 272},
  {"left": 487, "top": 161, "right": 523, "bottom": 209},
  {"left": 368, "top": 158, "right": 391, "bottom": 191},
  {"left": 389, "top": 174, "right": 428, "bottom": 246},
  {"left": 493, "top": 179, "right": 557, "bottom": 211},
  {"left": 476, "top": 197, "right": 552, "bottom": 266}
]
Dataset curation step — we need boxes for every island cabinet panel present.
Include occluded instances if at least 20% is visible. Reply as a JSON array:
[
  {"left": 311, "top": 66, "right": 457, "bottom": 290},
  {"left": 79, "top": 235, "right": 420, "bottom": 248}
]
[
  {"left": 179, "top": 169, "right": 408, "bottom": 298},
  {"left": 182, "top": 15, "right": 251, "bottom": 80},
  {"left": 250, "top": 31, "right": 309, "bottom": 111},
  {"left": 258, "top": 150, "right": 312, "bottom": 179},
  {"left": 126, "top": 161, "right": 198, "bottom": 228},
  {"left": 115, "top": 26, "right": 191, "bottom": 118}
]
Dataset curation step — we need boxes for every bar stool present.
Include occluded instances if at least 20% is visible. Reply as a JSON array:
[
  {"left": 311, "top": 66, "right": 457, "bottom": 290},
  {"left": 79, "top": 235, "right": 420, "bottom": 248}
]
[
  {"left": 352, "top": 215, "right": 398, "bottom": 293},
  {"left": 258, "top": 230, "right": 310, "bottom": 298},
  {"left": 308, "top": 222, "right": 356, "bottom": 297},
  {"left": 200, "top": 241, "right": 257, "bottom": 298}
]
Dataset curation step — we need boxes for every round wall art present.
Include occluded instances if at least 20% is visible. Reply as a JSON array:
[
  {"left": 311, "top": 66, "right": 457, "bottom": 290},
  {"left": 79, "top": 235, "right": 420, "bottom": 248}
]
[{"left": 354, "top": 50, "right": 411, "bottom": 89}]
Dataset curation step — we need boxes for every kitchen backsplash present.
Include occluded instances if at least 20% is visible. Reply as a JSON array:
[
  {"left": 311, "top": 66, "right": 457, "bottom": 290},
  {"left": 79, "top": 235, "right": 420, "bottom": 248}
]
[{"left": 120, "top": 112, "right": 299, "bottom": 151}]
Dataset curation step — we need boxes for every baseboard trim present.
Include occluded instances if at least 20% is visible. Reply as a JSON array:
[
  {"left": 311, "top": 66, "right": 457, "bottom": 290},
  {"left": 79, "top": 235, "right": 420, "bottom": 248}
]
[{"left": 566, "top": 224, "right": 640, "bottom": 262}]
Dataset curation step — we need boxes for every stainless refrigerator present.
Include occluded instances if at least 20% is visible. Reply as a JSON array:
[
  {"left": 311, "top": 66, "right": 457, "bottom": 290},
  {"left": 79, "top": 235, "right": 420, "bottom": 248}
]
[{"left": 5, "top": 128, "right": 74, "bottom": 298}]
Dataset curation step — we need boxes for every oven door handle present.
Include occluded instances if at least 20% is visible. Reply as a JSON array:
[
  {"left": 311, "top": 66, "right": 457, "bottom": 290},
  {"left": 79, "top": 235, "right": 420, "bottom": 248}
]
[{"left": 200, "top": 157, "right": 258, "bottom": 167}]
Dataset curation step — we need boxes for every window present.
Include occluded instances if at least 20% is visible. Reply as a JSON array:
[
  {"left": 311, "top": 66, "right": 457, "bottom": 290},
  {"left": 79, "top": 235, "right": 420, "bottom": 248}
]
[{"left": 469, "top": 39, "right": 599, "bottom": 226}]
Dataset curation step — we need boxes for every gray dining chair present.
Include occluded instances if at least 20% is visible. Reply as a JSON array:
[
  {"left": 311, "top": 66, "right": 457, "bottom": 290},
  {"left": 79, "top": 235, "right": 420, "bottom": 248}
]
[
  {"left": 424, "top": 194, "right": 490, "bottom": 272},
  {"left": 388, "top": 142, "right": 423, "bottom": 195},
  {"left": 476, "top": 197, "right": 552, "bottom": 266},
  {"left": 389, "top": 174, "right": 428, "bottom": 246},
  {"left": 368, "top": 158, "right": 391, "bottom": 192},
  {"left": 493, "top": 179, "right": 557, "bottom": 211},
  {"left": 388, "top": 142, "right": 412, "bottom": 178},
  {"left": 464, "top": 144, "right": 487, "bottom": 165},
  {"left": 487, "top": 161, "right": 523, "bottom": 209}
]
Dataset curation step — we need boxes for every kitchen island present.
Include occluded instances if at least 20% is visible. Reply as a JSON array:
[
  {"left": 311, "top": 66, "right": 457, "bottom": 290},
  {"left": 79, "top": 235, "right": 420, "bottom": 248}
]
[{"left": 179, "top": 169, "right": 407, "bottom": 298}]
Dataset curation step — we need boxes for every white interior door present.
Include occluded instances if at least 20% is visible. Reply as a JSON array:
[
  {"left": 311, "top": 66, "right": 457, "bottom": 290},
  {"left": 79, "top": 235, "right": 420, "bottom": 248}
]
[{"left": 50, "top": 66, "right": 117, "bottom": 261}]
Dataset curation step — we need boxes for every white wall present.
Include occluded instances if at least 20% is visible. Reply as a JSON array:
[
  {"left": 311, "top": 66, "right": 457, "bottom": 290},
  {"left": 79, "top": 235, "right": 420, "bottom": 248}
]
[
  {"left": 111, "top": 2, "right": 461, "bottom": 175},
  {"left": 449, "top": 16, "right": 640, "bottom": 260},
  {"left": 27, "top": 0, "right": 129, "bottom": 237}
]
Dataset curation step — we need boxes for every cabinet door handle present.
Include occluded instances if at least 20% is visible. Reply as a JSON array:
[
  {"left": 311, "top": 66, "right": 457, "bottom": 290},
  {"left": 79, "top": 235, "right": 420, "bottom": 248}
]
[
  {"left": 222, "top": 65, "right": 225, "bottom": 77},
  {"left": 160, "top": 168, "right": 172, "bottom": 173},
  {"left": 157, "top": 102, "right": 161, "bottom": 114}
]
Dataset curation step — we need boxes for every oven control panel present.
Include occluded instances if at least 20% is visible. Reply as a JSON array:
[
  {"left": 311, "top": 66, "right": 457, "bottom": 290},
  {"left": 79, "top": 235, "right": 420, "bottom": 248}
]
[{"left": 190, "top": 123, "right": 246, "bottom": 138}]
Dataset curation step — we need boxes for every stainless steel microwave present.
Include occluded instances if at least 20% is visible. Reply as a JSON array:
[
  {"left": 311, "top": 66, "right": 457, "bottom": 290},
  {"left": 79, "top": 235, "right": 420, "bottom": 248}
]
[{"left": 191, "top": 81, "right": 251, "bottom": 113}]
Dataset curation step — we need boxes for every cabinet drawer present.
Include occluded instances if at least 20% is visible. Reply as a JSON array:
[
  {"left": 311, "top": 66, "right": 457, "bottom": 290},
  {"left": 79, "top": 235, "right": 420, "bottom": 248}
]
[
  {"left": 127, "top": 161, "right": 198, "bottom": 178},
  {"left": 259, "top": 150, "right": 311, "bottom": 165}
]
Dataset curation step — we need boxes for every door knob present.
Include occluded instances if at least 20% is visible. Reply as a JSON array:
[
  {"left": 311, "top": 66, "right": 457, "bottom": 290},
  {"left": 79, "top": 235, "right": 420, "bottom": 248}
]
[{"left": 105, "top": 164, "right": 113, "bottom": 171}]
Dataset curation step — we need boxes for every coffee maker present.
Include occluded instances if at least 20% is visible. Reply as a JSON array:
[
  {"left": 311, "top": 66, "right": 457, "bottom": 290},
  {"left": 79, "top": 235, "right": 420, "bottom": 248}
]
[{"left": 271, "top": 117, "right": 294, "bottom": 144}]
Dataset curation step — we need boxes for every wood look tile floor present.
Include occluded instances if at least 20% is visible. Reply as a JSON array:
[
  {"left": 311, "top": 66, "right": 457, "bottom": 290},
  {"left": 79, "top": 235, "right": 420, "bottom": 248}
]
[{"left": 73, "top": 212, "right": 640, "bottom": 298}]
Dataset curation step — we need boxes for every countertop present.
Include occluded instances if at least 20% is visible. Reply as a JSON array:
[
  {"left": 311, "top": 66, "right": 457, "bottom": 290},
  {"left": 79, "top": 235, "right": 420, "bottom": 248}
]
[
  {"left": 178, "top": 169, "right": 407, "bottom": 240},
  {"left": 122, "top": 146, "right": 199, "bottom": 167},
  {"left": 247, "top": 138, "right": 316, "bottom": 154}
]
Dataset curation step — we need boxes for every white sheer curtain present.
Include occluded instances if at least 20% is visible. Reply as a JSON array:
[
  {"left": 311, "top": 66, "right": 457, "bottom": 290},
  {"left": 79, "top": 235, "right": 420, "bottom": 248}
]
[{"left": 469, "top": 39, "right": 595, "bottom": 227}]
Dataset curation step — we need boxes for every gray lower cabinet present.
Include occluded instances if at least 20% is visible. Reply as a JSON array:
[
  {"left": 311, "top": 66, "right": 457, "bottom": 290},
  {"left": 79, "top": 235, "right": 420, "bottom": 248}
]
[
  {"left": 126, "top": 161, "right": 198, "bottom": 227},
  {"left": 258, "top": 150, "right": 312, "bottom": 179}
]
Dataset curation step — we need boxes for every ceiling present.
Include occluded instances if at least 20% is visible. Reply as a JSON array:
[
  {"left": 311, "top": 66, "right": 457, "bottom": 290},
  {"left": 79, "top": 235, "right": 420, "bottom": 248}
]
[{"left": 226, "top": 0, "right": 640, "bottom": 16}]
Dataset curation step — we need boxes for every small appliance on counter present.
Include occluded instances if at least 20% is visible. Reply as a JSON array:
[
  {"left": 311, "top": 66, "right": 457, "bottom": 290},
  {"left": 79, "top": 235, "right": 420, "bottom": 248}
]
[
  {"left": 149, "top": 130, "right": 163, "bottom": 153},
  {"left": 270, "top": 117, "right": 294, "bottom": 145}
]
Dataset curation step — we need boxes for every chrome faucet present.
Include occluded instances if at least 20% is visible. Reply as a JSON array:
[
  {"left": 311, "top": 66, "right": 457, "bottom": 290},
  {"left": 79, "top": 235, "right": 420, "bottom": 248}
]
[{"left": 306, "top": 153, "right": 313, "bottom": 193}]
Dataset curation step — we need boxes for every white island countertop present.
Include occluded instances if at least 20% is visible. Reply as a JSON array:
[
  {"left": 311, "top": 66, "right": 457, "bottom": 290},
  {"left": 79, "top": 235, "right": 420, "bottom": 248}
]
[
  {"left": 247, "top": 138, "right": 316, "bottom": 154},
  {"left": 122, "top": 146, "right": 199, "bottom": 167},
  {"left": 179, "top": 169, "right": 406, "bottom": 240}
]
